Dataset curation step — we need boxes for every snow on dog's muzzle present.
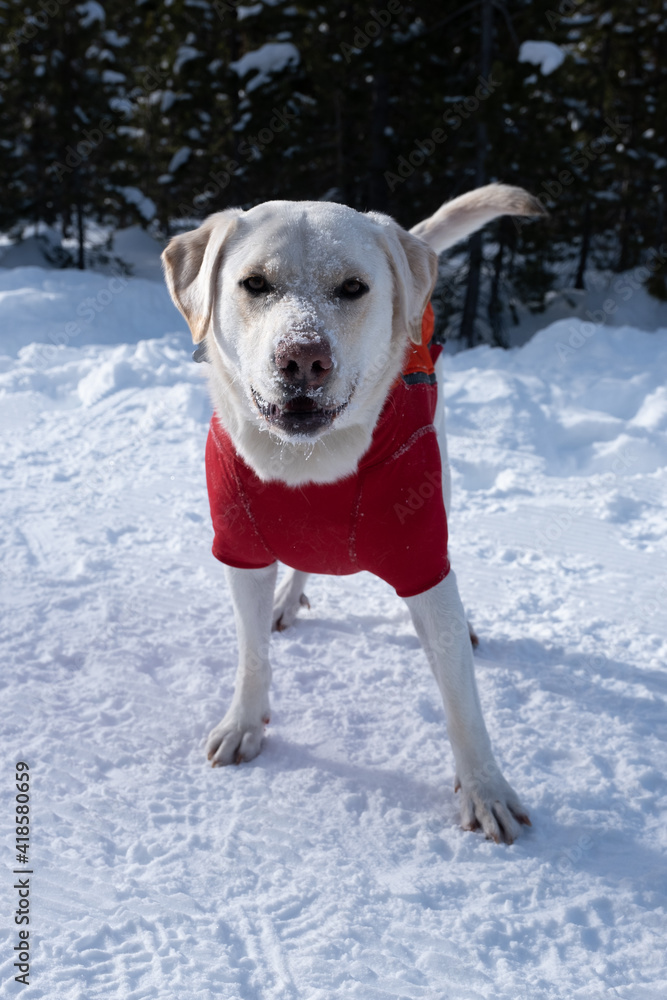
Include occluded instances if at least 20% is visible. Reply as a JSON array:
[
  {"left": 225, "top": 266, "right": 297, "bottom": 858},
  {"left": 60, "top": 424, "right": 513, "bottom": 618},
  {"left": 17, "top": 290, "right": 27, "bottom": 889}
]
[
  {"left": 249, "top": 333, "right": 349, "bottom": 436},
  {"left": 251, "top": 388, "right": 349, "bottom": 437}
]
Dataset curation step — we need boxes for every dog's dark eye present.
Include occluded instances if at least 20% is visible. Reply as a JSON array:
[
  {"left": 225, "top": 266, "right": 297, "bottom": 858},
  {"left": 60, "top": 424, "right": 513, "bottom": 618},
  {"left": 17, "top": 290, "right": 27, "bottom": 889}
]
[
  {"left": 242, "top": 275, "right": 269, "bottom": 294},
  {"left": 338, "top": 278, "right": 368, "bottom": 299}
]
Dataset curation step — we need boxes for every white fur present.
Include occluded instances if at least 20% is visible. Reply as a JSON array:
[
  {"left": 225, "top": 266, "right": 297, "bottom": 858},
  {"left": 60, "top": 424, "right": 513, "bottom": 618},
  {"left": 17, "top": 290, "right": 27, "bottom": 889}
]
[
  {"left": 409, "top": 182, "right": 546, "bottom": 254},
  {"left": 164, "top": 200, "right": 437, "bottom": 485},
  {"left": 162, "top": 185, "right": 540, "bottom": 843}
]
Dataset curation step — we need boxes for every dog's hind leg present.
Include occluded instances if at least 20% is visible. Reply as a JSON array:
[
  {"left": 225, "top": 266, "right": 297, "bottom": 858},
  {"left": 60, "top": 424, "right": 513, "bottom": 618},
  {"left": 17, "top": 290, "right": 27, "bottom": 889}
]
[
  {"left": 272, "top": 568, "right": 310, "bottom": 631},
  {"left": 206, "top": 562, "right": 277, "bottom": 766},
  {"left": 434, "top": 356, "right": 477, "bottom": 646}
]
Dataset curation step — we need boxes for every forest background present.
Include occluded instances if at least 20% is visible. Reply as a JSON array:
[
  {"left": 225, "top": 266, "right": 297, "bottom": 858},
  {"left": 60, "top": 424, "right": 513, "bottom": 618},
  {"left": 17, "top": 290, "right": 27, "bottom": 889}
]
[{"left": 1, "top": 0, "right": 665, "bottom": 347}]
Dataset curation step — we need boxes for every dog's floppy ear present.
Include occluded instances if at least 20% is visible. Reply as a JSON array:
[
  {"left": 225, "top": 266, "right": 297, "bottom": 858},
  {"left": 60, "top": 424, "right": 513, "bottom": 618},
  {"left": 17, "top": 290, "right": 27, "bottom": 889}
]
[
  {"left": 161, "top": 209, "right": 241, "bottom": 343},
  {"left": 371, "top": 215, "right": 439, "bottom": 346}
]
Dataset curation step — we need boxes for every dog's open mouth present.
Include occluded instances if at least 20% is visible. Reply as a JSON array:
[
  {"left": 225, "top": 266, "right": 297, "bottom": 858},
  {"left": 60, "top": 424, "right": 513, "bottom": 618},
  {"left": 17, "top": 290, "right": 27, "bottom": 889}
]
[{"left": 252, "top": 388, "right": 348, "bottom": 436}]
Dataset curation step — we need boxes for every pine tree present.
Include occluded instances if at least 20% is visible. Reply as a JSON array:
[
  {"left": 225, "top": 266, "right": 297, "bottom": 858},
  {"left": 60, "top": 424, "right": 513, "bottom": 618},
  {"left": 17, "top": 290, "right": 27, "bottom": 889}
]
[
  {"left": 0, "top": 0, "right": 132, "bottom": 265},
  {"left": 2, "top": 0, "right": 666, "bottom": 321}
]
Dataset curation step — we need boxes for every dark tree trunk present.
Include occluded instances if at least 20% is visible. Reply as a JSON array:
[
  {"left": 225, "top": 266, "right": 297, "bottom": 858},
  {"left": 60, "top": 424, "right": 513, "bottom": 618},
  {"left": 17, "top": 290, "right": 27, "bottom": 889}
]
[
  {"left": 616, "top": 178, "right": 634, "bottom": 271},
  {"left": 368, "top": 71, "right": 389, "bottom": 212},
  {"left": 575, "top": 200, "right": 591, "bottom": 289},
  {"left": 76, "top": 192, "right": 85, "bottom": 270},
  {"left": 61, "top": 200, "right": 72, "bottom": 241},
  {"left": 226, "top": 15, "right": 242, "bottom": 208},
  {"left": 488, "top": 217, "right": 508, "bottom": 347},
  {"left": 461, "top": 231, "right": 483, "bottom": 349},
  {"left": 333, "top": 88, "right": 347, "bottom": 203},
  {"left": 459, "top": 0, "right": 492, "bottom": 348}
]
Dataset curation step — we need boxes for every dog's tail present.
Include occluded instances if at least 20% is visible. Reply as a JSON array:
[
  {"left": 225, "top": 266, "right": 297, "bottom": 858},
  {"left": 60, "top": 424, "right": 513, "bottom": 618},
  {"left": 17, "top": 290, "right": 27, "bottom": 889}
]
[{"left": 410, "top": 183, "right": 547, "bottom": 254}]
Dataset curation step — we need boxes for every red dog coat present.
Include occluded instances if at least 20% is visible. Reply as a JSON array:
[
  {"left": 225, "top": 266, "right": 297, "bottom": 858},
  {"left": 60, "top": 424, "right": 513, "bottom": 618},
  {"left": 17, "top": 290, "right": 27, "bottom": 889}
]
[{"left": 205, "top": 304, "right": 450, "bottom": 598}]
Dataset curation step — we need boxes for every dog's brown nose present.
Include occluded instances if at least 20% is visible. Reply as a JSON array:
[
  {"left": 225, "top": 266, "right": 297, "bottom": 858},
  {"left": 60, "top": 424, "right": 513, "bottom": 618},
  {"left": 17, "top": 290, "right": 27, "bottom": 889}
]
[{"left": 274, "top": 339, "right": 333, "bottom": 389}]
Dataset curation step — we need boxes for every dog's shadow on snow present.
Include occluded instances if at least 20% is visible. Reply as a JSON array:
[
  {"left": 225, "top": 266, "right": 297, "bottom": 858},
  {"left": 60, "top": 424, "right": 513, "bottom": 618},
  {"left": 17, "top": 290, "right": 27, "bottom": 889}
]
[
  {"left": 476, "top": 634, "right": 667, "bottom": 741},
  {"left": 258, "top": 732, "right": 453, "bottom": 816},
  {"left": 235, "top": 627, "right": 667, "bottom": 874},
  {"left": 240, "top": 734, "right": 667, "bottom": 889}
]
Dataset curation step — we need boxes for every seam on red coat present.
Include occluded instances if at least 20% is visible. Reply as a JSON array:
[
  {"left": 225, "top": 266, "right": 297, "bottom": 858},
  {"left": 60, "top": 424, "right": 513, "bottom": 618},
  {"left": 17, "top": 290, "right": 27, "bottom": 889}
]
[
  {"left": 232, "top": 460, "right": 277, "bottom": 562},
  {"left": 347, "top": 478, "right": 364, "bottom": 567},
  {"left": 387, "top": 423, "right": 438, "bottom": 466}
]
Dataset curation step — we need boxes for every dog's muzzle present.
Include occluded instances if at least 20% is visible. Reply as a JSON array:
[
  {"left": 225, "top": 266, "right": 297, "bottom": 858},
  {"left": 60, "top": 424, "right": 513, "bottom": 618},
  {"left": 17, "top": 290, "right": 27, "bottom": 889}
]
[{"left": 251, "top": 388, "right": 349, "bottom": 436}]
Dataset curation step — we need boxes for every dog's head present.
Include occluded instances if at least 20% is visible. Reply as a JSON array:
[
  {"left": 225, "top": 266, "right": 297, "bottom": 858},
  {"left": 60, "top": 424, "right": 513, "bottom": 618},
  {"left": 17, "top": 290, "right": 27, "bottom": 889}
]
[{"left": 162, "top": 201, "right": 437, "bottom": 448}]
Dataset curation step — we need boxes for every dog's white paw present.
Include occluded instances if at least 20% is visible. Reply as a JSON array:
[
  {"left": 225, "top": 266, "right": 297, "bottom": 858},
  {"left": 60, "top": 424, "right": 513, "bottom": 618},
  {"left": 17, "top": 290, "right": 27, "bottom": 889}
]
[
  {"left": 455, "top": 768, "right": 530, "bottom": 845},
  {"left": 272, "top": 574, "right": 310, "bottom": 632},
  {"left": 206, "top": 706, "right": 270, "bottom": 767}
]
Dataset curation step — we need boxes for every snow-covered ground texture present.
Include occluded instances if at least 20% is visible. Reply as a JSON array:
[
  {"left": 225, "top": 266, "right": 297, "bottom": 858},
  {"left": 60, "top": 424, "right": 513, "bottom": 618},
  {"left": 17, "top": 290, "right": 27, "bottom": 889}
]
[{"left": 1, "top": 266, "right": 666, "bottom": 1000}]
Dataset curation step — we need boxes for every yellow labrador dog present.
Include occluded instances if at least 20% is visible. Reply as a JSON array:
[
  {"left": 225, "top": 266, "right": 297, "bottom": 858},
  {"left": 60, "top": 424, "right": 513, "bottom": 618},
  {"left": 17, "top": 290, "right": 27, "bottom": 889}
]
[{"left": 162, "top": 185, "right": 542, "bottom": 843}]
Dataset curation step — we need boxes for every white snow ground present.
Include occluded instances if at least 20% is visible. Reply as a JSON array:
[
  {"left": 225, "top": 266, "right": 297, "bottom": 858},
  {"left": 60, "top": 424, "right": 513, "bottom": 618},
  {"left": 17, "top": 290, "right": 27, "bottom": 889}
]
[{"left": 1, "top": 265, "right": 666, "bottom": 1000}]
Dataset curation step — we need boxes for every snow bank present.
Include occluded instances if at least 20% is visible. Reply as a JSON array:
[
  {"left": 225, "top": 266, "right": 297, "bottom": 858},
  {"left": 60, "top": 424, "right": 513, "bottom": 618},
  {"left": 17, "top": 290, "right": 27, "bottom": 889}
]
[
  {"left": 0, "top": 236, "right": 57, "bottom": 270},
  {"left": 0, "top": 270, "right": 666, "bottom": 999},
  {"left": 0, "top": 265, "right": 187, "bottom": 357},
  {"left": 112, "top": 226, "right": 166, "bottom": 283}
]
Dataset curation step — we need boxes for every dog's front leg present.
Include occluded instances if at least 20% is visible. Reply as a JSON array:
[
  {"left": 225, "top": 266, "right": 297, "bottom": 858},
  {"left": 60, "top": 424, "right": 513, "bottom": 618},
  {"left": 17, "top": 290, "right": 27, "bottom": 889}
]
[
  {"left": 206, "top": 562, "right": 278, "bottom": 766},
  {"left": 405, "top": 570, "right": 530, "bottom": 843}
]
